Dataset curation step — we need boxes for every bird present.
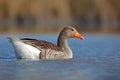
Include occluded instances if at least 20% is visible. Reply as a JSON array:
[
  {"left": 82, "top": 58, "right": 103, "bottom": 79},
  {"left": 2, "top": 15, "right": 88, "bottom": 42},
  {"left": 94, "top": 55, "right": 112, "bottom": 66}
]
[{"left": 8, "top": 26, "right": 84, "bottom": 60}]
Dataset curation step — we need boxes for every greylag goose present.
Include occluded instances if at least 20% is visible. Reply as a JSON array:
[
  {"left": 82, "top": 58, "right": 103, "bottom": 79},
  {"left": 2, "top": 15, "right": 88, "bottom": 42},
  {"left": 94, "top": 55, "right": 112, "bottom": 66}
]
[{"left": 8, "top": 26, "right": 84, "bottom": 60}]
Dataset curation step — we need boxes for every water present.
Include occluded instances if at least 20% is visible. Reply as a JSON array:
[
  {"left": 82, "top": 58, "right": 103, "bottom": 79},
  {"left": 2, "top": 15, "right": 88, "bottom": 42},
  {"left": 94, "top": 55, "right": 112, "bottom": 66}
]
[{"left": 0, "top": 34, "right": 120, "bottom": 80}]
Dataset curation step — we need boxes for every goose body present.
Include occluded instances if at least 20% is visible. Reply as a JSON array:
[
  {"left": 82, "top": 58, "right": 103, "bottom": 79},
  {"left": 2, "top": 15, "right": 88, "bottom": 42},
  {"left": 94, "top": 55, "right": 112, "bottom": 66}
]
[{"left": 8, "top": 26, "right": 84, "bottom": 60}]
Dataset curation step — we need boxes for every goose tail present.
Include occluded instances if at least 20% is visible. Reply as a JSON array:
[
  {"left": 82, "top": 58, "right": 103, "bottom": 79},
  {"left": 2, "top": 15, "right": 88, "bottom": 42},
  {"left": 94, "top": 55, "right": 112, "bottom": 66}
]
[{"left": 7, "top": 36, "right": 21, "bottom": 42}]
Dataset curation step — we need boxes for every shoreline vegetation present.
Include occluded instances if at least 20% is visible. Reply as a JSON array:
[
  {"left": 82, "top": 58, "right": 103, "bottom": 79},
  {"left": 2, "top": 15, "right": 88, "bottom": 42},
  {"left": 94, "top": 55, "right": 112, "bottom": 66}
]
[
  {"left": 0, "top": 0, "right": 120, "bottom": 34},
  {"left": 0, "top": 26, "right": 120, "bottom": 35}
]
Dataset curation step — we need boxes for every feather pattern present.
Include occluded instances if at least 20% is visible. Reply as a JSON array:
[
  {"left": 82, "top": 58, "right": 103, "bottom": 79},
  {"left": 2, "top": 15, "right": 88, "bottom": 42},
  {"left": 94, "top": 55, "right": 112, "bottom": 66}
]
[
  {"left": 21, "top": 38, "right": 65, "bottom": 60},
  {"left": 21, "top": 38, "right": 62, "bottom": 51}
]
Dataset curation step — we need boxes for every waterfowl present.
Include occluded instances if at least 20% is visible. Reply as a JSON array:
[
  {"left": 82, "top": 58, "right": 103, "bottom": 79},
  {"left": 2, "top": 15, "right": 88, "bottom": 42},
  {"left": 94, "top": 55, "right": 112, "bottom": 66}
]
[{"left": 8, "top": 26, "right": 84, "bottom": 60}]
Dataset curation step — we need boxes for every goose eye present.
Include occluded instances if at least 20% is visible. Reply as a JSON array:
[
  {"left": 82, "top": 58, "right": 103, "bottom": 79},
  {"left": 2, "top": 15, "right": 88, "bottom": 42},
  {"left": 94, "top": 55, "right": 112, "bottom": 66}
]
[{"left": 71, "top": 29, "right": 74, "bottom": 31}]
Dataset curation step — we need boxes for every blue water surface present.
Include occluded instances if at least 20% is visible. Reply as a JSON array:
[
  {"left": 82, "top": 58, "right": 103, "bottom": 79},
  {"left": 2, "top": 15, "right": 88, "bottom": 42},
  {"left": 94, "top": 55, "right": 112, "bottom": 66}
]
[{"left": 0, "top": 34, "right": 120, "bottom": 80}]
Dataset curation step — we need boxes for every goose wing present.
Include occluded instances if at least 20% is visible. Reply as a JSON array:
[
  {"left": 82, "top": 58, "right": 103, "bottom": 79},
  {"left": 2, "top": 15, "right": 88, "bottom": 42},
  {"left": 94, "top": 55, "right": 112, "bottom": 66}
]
[{"left": 21, "top": 38, "right": 62, "bottom": 51}]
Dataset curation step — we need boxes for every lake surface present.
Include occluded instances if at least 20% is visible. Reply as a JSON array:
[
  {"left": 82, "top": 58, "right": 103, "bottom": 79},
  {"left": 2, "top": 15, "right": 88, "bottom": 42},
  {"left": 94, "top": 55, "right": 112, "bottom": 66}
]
[{"left": 0, "top": 34, "right": 120, "bottom": 80}]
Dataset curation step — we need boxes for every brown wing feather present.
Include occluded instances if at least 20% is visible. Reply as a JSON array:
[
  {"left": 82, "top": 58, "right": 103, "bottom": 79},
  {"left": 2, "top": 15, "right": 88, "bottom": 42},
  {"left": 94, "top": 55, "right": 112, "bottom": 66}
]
[{"left": 21, "top": 38, "right": 62, "bottom": 51}]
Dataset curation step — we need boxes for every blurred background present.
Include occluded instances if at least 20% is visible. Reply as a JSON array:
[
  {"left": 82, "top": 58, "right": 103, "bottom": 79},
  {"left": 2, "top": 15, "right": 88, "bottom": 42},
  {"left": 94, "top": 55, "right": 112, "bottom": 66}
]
[
  {"left": 0, "top": 1, "right": 120, "bottom": 80},
  {"left": 0, "top": 0, "right": 120, "bottom": 34}
]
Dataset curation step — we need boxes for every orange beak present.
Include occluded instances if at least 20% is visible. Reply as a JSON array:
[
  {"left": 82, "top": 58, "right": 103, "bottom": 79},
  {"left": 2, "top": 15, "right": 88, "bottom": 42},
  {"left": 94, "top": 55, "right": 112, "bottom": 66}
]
[{"left": 74, "top": 32, "right": 84, "bottom": 40}]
